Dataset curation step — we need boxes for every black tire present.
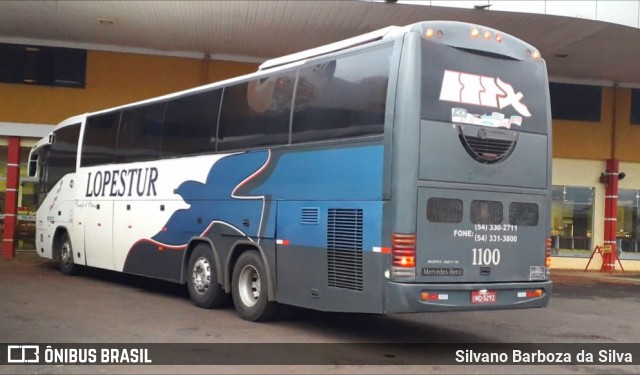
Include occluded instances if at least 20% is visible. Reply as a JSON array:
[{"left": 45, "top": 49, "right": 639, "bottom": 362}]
[
  {"left": 58, "top": 232, "right": 79, "bottom": 276},
  {"left": 187, "top": 244, "right": 229, "bottom": 309},
  {"left": 231, "top": 250, "right": 278, "bottom": 322}
]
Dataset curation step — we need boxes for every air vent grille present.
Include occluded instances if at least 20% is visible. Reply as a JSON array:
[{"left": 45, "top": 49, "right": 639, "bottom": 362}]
[
  {"left": 470, "top": 200, "right": 503, "bottom": 224},
  {"left": 457, "top": 125, "right": 518, "bottom": 164},
  {"left": 327, "top": 208, "right": 363, "bottom": 291},
  {"left": 461, "top": 135, "right": 515, "bottom": 163},
  {"left": 301, "top": 207, "right": 320, "bottom": 225},
  {"left": 509, "top": 202, "right": 539, "bottom": 226}
]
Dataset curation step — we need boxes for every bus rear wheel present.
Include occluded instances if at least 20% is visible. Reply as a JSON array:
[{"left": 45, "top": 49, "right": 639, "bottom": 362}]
[
  {"left": 58, "top": 232, "right": 79, "bottom": 276},
  {"left": 232, "top": 250, "right": 278, "bottom": 322},
  {"left": 187, "top": 244, "right": 228, "bottom": 308}
]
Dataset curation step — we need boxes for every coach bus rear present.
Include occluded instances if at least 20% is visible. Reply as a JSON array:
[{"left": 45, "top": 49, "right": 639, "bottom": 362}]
[{"left": 384, "top": 21, "right": 552, "bottom": 312}]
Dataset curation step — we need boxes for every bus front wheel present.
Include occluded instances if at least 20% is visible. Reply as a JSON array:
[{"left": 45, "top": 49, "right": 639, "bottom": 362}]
[
  {"left": 58, "top": 232, "right": 79, "bottom": 276},
  {"left": 187, "top": 244, "right": 228, "bottom": 308},
  {"left": 231, "top": 250, "right": 278, "bottom": 321}
]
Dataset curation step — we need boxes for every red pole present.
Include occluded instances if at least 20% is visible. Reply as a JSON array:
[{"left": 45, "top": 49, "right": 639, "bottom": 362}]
[
  {"left": 603, "top": 159, "right": 619, "bottom": 272},
  {"left": 2, "top": 136, "right": 21, "bottom": 259}
]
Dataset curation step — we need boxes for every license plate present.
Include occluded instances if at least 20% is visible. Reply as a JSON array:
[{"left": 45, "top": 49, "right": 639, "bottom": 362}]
[{"left": 471, "top": 290, "right": 497, "bottom": 304}]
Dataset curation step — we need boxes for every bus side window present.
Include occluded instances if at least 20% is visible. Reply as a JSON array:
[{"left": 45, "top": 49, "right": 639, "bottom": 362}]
[
  {"left": 291, "top": 45, "right": 392, "bottom": 143},
  {"left": 162, "top": 89, "right": 222, "bottom": 158},
  {"left": 217, "top": 72, "right": 294, "bottom": 152},
  {"left": 82, "top": 112, "right": 120, "bottom": 167},
  {"left": 45, "top": 123, "right": 80, "bottom": 193},
  {"left": 116, "top": 102, "right": 166, "bottom": 163}
]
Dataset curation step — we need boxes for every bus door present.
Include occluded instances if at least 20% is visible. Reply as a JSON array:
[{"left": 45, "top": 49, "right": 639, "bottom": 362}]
[
  {"left": 82, "top": 199, "right": 114, "bottom": 270},
  {"left": 69, "top": 202, "right": 86, "bottom": 266}
]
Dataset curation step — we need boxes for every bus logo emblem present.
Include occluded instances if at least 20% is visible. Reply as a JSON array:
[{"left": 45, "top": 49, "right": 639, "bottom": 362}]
[
  {"left": 439, "top": 70, "right": 531, "bottom": 117},
  {"left": 7, "top": 345, "right": 40, "bottom": 363}
]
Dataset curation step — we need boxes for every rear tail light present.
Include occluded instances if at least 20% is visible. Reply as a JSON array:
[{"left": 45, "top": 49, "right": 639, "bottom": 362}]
[
  {"left": 545, "top": 237, "right": 552, "bottom": 268},
  {"left": 391, "top": 233, "right": 416, "bottom": 278}
]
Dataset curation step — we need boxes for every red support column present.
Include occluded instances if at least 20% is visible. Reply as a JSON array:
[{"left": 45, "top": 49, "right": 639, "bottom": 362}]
[
  {"left": 602, "top": 159, "right": 619, "bottom": 272},
  {"left": 2, "top": 136, "right": 20, "bottom": 259}
]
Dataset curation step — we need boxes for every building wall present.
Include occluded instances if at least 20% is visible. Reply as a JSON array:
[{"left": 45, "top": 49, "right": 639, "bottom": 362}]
[
  {"left": 553, "top": 157, "right": 640, "bottom": 271},
  {"left": 552, "top": 87, "right": 614, "bottom": 160},
  {"left": 551, "top": 87, "right": 640, "bottom": 271},
  {"left": 614, "top": 87, "right": 640, "bottom": 161},
  {"left": 551, "top": 86, "right": 640, "bottom": 163}
]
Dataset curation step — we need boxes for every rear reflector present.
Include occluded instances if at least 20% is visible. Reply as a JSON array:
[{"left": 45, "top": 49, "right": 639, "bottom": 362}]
[
  {"left": 517, "top": 289, "right": 544, "bottom": 299},
  {"left": 420, "top": 292, "right": 449, "bottom": 301}
]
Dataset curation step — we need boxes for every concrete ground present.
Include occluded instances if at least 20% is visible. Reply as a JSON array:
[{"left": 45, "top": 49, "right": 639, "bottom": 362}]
[{"left": 1, "top": 252, "right": 640, "bottom": 374}]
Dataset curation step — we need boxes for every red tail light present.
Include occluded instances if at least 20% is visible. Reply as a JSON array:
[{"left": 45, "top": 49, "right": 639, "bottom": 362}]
[
  {"left": 391, "top": 233, "right": 416, "bottom": 279},
  {"left": 392, "top": 233, "right": 416, "bottom": 268},
  {"left": 545, "top": 237, "right": 552, "bottom": 268}
]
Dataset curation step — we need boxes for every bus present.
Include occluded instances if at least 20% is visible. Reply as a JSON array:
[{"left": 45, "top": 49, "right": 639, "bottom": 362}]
[{"left": 28, "top": 21, "right": 552, "bottom": 321}]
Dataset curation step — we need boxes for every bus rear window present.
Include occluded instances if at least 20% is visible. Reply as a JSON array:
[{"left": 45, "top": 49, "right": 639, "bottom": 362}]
[{"left": 421, "top": 40, "right": 548, "bottom": 135}]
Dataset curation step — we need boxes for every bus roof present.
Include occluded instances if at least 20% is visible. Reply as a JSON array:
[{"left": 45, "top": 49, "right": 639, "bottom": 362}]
[
  {"left": 258, "top": 25, "right": 405, "bottom": 71},
  {"left": 51, "top": 24, "right": 410, "bottom": 127}
]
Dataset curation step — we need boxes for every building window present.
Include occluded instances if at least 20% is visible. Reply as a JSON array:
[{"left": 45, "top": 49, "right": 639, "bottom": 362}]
[
  {"left": 0, "top": 43, "right": 87, "bottom": 88},
  {"left": 549, "top": 83, "right": 601, "bottom": 122},
  {"left": 630, "top": 89, "right": 640, "bottom": 125},
  {"left": 617, "top": 189, "right": 640, "bottom": 259},
  {"left": 550, "top": 185, "right": 594, "bottom": 257}
]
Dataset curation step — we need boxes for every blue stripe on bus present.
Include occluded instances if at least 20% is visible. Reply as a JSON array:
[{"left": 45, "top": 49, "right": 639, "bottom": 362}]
[
  {"left": 136, "top": 143, "right": 383, "bottom": 247},
  {"left": 249, "top": 144, "right": 383, "bottom": 201},
  {"left": 124, "top": 144, "right": 384, "bottom": 279}
]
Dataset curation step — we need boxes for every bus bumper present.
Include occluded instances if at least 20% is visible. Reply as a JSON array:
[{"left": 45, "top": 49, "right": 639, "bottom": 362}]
[{"left": 385, "top": 280, "right": 552, "bottom": 313}]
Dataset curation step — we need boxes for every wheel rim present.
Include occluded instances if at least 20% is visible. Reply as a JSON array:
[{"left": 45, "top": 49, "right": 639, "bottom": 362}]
[
  {"left": 192, "top": 256, "right": 211, "bottom": 294},
  {"left": 238, "top": 264, "right": 260, "bottom": 307},
  {"left": 60, "top": 242, "right": 72, "bottom": 266}
]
